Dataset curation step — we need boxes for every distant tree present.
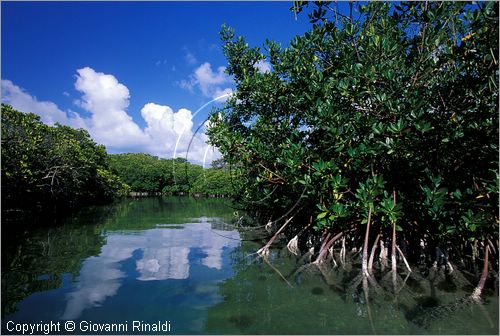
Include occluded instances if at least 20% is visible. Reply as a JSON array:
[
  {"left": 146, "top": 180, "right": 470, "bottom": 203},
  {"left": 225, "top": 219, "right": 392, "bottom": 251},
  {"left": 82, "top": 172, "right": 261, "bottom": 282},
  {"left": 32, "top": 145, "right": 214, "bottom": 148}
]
[
  {"left": 108, "top": 153, "right": 228, "bottom": 196},
  {"left": 173, "top": 157, "right": 188, "bottom": 164}
]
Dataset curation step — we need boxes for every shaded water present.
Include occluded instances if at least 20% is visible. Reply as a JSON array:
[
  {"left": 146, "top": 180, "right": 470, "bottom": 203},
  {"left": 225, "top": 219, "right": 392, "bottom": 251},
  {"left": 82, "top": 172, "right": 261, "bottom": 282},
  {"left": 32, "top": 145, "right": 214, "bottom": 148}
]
[{"left": 2, "top": 197, "right": 498, "bottom": 334}]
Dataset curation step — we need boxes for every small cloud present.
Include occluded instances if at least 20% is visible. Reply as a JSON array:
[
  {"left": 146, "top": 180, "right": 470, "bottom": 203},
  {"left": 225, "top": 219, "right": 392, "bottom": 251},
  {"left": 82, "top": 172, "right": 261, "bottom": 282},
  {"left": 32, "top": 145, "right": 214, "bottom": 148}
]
[
  {"left": 255, "top": 60, "right": 272, "bottom": 73},
  {"left": 155, "top": 59, "right": 168, "bottom": 67},
  {"left": 179, "top": 62, "right": 233, "bottom": 100},
  {"left": 63, "top": 91, "right": 70, "bottom": 97},
  {"left": 185, "top": 51, "right": 197, "bottom": 65},
  {"left": 178, "top": 79, "right": 194, "bottom": 92}
]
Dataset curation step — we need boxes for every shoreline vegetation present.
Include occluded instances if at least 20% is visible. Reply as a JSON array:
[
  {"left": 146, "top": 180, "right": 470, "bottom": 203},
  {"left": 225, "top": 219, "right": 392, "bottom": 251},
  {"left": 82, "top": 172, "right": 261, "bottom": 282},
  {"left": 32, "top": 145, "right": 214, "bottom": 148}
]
[
  {"left": 206, "top": 0, "right": 499, "bottom": 309},
  {"left": 1, "top": 104, "right": 234, "bottom": 222}
]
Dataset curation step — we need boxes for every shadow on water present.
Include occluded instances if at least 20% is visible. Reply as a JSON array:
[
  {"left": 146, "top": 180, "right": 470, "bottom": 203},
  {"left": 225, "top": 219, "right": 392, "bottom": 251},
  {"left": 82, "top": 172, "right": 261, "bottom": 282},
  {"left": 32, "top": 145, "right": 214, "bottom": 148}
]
[{"left": 1, "top": 215, "right": 108, "bottom": 317}]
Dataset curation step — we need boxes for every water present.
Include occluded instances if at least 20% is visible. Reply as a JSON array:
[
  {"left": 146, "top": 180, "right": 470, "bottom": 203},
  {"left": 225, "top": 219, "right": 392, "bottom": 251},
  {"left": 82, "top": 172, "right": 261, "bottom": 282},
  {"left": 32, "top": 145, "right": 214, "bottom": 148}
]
[{"left": 2, "top": 197, "right": 498, "bottom": 334}]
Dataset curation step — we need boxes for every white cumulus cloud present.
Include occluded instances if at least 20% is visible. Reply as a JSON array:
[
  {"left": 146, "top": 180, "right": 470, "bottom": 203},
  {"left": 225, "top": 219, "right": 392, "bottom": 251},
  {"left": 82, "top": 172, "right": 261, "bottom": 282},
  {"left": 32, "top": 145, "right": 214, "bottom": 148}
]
[
  {"left": 74, "top": 67, "right": 148, "bottom": 150},
  {"left": 1, "top": 79, "right": 86, "bottom": 129},
  {"left": 180, "top": 62, "right": 233, "bottom": 100},
  {"left": 2, "top": 67, "right": 221, "bottom": 165},
  {"left": 141, "top": 102, "right": 193, "bottom": 158}
]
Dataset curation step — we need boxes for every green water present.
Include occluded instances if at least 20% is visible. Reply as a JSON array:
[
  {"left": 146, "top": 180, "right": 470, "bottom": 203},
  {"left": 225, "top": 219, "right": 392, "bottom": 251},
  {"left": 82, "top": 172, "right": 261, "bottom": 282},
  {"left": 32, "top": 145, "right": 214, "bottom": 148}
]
[{"left": 2, "top": 197, "right": 498, "bottom": 334}]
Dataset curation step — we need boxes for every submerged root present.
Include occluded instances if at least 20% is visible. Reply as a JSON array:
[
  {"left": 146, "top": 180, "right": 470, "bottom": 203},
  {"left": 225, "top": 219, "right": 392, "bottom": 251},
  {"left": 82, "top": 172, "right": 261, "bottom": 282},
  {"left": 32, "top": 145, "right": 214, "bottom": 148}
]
[
  {"left": 316, "top": 262, "right": 344, "bottom": 291},
  {"left": 380, "top": 269, "right": 415, "bottom": 299},
  {"left": 362, "top": 275, "right": 376, "bottom": 334},
  {"left": 347, "top": 274, "right": 363, "bottom": 295},
  {"left": 410, "top": 294, "right": 493, "bottom": 330},
  {"left": 263, "top": 258, "right": 293, "bottom": 288}
]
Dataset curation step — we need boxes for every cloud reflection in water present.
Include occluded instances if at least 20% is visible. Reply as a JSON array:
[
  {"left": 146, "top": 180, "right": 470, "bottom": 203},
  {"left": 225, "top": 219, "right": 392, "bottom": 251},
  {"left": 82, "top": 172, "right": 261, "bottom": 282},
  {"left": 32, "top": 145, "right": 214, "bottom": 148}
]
[{"left": 61, "top": 221, "right": 240, "bottom": 320}]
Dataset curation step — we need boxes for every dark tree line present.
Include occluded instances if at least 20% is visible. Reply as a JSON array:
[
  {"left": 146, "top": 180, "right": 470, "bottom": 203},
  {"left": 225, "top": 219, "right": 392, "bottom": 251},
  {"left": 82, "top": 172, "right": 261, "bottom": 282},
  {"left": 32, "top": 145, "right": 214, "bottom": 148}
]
[
  {"left": 1, "top": 104, "right": 128, "bottom": 216},
  {"left": 108, "top": 153, "right": 234, "bottom": 197},
  {"left": 1, "top": 104, "right": 235, "bottom": 219}
]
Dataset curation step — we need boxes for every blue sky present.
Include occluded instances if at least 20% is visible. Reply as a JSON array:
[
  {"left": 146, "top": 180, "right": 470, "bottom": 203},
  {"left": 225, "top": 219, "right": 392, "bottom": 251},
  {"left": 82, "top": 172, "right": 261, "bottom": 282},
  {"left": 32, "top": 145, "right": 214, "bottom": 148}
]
[{"left": 2, "top": 1, "right": 322, "bottom": 165}]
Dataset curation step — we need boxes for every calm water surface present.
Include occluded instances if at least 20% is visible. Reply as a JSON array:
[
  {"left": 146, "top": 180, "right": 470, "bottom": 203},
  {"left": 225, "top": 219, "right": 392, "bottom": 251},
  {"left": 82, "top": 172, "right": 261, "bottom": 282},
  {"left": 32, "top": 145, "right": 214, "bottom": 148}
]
[{"left": 2, "top": 197, "right": 498, "bottom": 334}]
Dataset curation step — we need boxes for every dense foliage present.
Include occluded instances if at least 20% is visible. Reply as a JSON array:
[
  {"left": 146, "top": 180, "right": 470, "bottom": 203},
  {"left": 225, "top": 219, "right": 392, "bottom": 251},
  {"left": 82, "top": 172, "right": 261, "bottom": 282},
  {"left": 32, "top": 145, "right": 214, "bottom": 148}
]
[
  {"left": 207, "top": 2, "right": 498, "bottom": 264},
  {"left": 108, "top": 153, "right": 233, "bottom": 197},
  {"left": 1, "top": 104, "right": 128, "bottom": 214}
]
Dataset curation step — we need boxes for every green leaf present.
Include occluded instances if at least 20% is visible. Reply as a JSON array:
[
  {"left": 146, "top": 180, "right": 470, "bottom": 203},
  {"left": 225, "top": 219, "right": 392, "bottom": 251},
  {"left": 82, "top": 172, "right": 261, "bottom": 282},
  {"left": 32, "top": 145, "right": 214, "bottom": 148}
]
[{"left": 317, "top": 211, "right": 328, "bottom": 219}]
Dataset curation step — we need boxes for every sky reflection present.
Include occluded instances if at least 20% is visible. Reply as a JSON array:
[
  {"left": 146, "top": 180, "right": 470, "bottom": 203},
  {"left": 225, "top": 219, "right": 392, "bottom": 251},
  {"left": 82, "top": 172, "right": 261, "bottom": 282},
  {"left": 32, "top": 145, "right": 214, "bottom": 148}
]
[{"left": 62, "top": 221, "right": 240, "bottom": 320}]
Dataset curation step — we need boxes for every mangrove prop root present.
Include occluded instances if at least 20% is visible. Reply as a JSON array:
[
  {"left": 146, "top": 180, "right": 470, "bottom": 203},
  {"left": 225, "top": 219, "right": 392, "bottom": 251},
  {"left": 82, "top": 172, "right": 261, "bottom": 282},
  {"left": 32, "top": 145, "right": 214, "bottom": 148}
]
[
  {"left": 287, "top": 235, "right": 299, "bottom": 256},
  {"left": 320, "top": 232, "right": 332, "bottom": 252},
  {"left": 265, "top": 220, "right": 272, "bottom": 233},
  {"left": 315, "top": 232, "right": 343, "bottom": 264},
  {"left": 257, "top": 216, "right": 295, "bottom": 257},
  {"left": 471, "top": 244, "right": 490, "bottom": 302},
  {"left": 362, "top": 207, "right": 373, "bottom": 276},
  {"left": 379, "top": 239, "right": 388, "bottom": 271},
  {"left": 396, "top": 272, "right": 411, "bottom": 294},
  {"left": 472, "top": 240, "right": 478, "bottom": 266},
  {"left": 446, "top": 260, "right": 454, "bottom": 273},
  {"left": 329, "top": 246, "right": 338, "bottom": 267},
  {"left": 396, "top": 244, "right": 412, "bottom": 273},
  {"left": 368, "top": 233, "right": 381, "bottom": 274},
  {"left": 487, "top": 238, "right": 496, "bottom": 255},
  {"left": 340, "top": 237, "right": 346, "bottom": 266},
  {"left": 287, "top": 217, "right": 314, "bottom": 256}
]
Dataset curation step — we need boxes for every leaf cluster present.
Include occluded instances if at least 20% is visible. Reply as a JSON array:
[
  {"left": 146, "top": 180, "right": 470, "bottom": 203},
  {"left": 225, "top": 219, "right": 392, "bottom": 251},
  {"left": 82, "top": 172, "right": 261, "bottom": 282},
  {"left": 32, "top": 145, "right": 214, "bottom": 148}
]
[
  {"left": 1, "top": 104, "right": 128, "bottom": 213},
  {"left": 208, "top": 2, "right": 498, "bottom": 247}
]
